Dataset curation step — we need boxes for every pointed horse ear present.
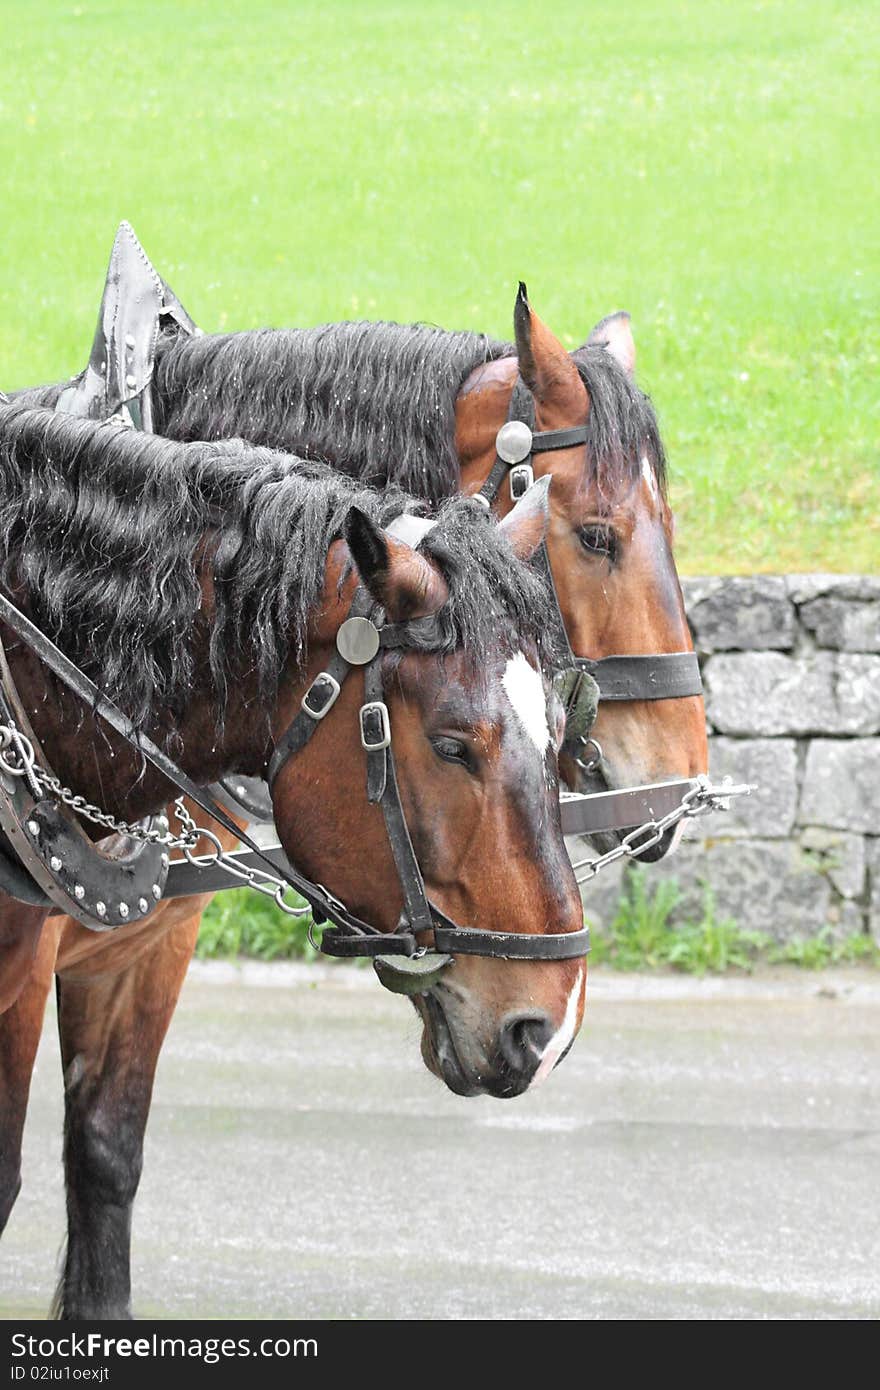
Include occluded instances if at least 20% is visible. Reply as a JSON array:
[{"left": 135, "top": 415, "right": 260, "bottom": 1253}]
[
  {"left": 498, "top": 474, "right": 551, "bottom": 561},
  {"left": 344, "top": 508, "right": 448, "bottom": 621},
  {"left": 513, "top": 282, "right": 586, "bottom": 426},
  {"left": 587, "top": 310, "right": 636, "bottom": 376}
]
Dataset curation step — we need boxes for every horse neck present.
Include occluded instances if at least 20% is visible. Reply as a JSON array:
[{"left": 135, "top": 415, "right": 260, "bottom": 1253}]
[
  {"left": 1, "top": 530, "right": 358, "bottom": 829},
  {"left": 3, "top": 604, "right": 271, "bottom": 829}
]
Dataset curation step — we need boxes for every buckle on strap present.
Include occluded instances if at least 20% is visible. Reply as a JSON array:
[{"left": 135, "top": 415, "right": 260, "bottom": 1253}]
[
  {"left": 509, "top": 462, "right": 534, "bottom": 500},
  {"left": 301, "top": 671, "right": 341, "bottom": 720},
  {"left": 360, "top": 701, "right": 391, "bottom": 751}
]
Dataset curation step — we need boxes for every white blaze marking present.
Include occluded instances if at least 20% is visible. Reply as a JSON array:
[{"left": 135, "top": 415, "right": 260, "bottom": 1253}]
[
  {"left": 502, "top": 652, "right": 550, "bottom": 755},
  {"left": 531, "top": 964, "right": 584, "bottom": 1088},
  {"left": 641, "top": 454, "right": 658, "bottom": 498}
]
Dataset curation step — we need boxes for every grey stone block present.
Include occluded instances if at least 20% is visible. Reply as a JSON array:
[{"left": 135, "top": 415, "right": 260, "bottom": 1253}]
[
  {"left": 824, "top": 901, "right": 866, "bottom": 940},
  {"left": 799, "top": 828, "right": 866, "bottom": 899},
  {"left": 786, "top": 574, "right": 880, "bottom": 604},
  {"left": 798, "top": 740, "right": 880, "bottom": 833},
  {"left": 636, "top": 837, "right": 836, "bottom": 942},
  {"left": 800, "top": 597, "right": 880, "bottom": 652},
  {"left": 867, "top": 838, "right": 880, "bottom": 944},
  {"left": 685, "top": 737, "right": 798, "bottom": 838},
  {"left": 686, "top": 576, "right": 795, "bottom": 653},
  {"left": 681, "top": 577, "right": 724, "bottom": 609},
  {"left": 705, "top": 652, "right": 880, "bottom": 736}
]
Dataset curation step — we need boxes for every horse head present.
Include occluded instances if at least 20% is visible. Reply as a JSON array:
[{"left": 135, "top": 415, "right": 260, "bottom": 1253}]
[
  {"left": 270, "top": 483, "right": 587, "bottom": 1097},
  {"left": 456, "top": 287, "right": 707, "bottom": 859}
]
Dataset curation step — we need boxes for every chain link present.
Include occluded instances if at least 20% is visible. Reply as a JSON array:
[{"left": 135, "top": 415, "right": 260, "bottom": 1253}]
[
  {"left": 179, "top": 827, "right": 313, "bottom": 918},
  {"left": 0, "top": 722, "right": 200, "bottom": 849},
  {"left": 572, "top": 775, "right": 753, "bottom": 884},
  {"left": 0, "top": 720, "right": 308, "bottom": 916}
]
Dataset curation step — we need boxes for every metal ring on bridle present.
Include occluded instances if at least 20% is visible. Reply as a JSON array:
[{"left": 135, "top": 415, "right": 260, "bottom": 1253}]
[{"left": 574, "top": 736, "right": 603, "bottom": 772}]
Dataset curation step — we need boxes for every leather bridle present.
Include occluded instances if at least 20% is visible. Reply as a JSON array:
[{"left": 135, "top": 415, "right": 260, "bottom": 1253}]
[
  {"left": 266, "top": 513, "right": 590, "bottom": 966},
  {"left": 0, "top": 526, "right": 589, "bottom": 972},
  {"left": 475, "top": 377, "right": 703, "bottom": 765}
]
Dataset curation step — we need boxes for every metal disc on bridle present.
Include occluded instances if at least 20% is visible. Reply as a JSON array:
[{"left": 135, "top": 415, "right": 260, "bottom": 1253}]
[
  {"left": 495, "top": 420, "right": 533, "bottom": 464},
  {"left": 336, "top": 616, "right": 381, "bottom": 665}
]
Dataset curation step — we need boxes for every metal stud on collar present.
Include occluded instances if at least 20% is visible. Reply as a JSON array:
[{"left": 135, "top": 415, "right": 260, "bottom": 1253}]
[{"left": 496, "top": 419, "right": 533, "bottom": 464}]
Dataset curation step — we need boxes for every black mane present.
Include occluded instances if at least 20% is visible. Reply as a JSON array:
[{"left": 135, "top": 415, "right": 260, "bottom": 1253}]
[
  {"left": 0, "top": 403, "right": 553, "bottom": 733},
  {"left": 13, "top": 320, "right": 668, "bottom": 509},
  {"left": 571, "top": 344, "right": 667, "bottom": 502},
  {"left": 153, "top": 323, "right": 511, "bottom": 503}
]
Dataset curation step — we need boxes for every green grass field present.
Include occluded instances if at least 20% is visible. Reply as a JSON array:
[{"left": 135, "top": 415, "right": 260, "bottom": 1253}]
[{"left": 1, "top": 1, "right": 877, "bottom": 572}]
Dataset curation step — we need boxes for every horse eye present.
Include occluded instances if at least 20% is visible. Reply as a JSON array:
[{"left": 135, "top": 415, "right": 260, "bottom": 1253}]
[
  {"left": 431, "top": 735, "right": 472, "bottom": 768},
  {"left": 577, "top": 525, "right": 618, "bottom": 562}
]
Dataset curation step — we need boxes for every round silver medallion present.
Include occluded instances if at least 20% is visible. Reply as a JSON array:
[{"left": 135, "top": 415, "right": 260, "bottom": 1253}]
[
  {"left": 336, "top": 616, "right": 381, "bottom": 665},
  {"left": 495, "top": 420, "right": 533, "bottom": 464}
]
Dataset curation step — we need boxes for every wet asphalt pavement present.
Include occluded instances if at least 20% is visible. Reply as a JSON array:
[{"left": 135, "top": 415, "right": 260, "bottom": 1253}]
[{"left": 3, "top": 963, "right": 879, "bottom": 1321}]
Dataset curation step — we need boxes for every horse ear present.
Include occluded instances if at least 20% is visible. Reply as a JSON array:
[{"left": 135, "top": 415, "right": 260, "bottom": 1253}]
[
  {"left": 587, "top": 310, "right": 636, "bottom": 376},
  {"left": 344, "top": 508, "right": 448, "bottom": 620},
  {"left": 513, "top": 282, "right": 586, "bottom": 425},
  {"left": 498, "top": 475, "right": 551, "bottom": 561}
]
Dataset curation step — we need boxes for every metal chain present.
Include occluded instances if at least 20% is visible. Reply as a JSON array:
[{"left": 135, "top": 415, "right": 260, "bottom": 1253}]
[
  {"left": 0, "top": 721, "right": 308, "bottom": 917},
  {"left": 179, "top": 825, "right": 313, "bottom": 918},
  {"left": 0, "top": 721, "right": 751, "bottom": 912},
  {"left": 571, "top": 775, "right": 753, "bottom": 885},
  {"left": 0, "top": 722, "right": 200, "bottom": 849}
]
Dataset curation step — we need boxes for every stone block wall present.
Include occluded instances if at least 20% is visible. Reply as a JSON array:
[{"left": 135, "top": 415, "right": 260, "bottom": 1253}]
[{"left": 577, "top": 576, "right": 880, "bottom": 942}]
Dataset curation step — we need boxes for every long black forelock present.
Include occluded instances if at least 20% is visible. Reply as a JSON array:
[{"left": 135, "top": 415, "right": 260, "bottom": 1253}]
[
  {"left": 416, "top": 500, "right": 553, "bottom": 667},
  {"left": 152, "top": 322, "right": 514, "bottom": 505},
  {"left": 571, "top": 343, "right": 667, "bottom": 508},
  {"left": 0, "top": 403, "right": 552, "bottom": 732}
]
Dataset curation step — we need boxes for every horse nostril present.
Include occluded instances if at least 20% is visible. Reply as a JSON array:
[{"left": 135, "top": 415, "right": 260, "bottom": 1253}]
[{"left": 499, "top": 1012, "right": 554, "bottom": 1074}]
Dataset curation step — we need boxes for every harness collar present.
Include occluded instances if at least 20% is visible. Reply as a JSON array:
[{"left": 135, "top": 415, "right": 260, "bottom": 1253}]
[{"left": 56, "top": 220, "right": 197, "bottom": 430}]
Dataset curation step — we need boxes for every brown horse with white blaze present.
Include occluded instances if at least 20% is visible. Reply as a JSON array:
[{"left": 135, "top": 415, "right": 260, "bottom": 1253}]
[
  {"left": 0, "top": 405, "right": 585, "bottom": 1316},
  {"left": 455, "top": 291, "right": 707, "bottom": 847}
]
